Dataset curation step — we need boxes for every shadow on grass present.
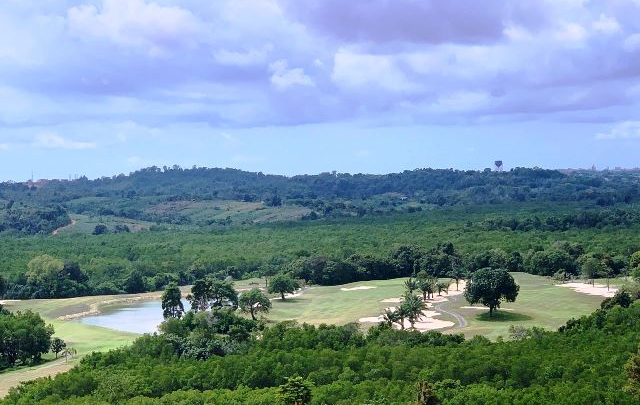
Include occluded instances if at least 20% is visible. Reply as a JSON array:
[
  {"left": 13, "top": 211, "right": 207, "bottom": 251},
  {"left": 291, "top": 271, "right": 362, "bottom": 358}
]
[
  {"left": 275, "top": 298, "right": 303, "bottom": 304},
  {"left": 476, "top": 311, "right": 533, "bottom": 322}
]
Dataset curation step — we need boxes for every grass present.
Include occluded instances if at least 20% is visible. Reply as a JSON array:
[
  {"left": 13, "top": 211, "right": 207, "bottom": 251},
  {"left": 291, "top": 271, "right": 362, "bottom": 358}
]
[
  {"left": 441, "top": 273, "right": 607, "bottom": 339},
  {"left": 267, "top": 273, "right": 607, "bottom": 341}
]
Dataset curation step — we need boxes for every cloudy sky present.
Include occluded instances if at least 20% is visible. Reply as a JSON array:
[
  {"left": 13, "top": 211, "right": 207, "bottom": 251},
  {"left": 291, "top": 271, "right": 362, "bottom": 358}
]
[{"left": 1, "top": 0, "right": 640, "bottom": 180}]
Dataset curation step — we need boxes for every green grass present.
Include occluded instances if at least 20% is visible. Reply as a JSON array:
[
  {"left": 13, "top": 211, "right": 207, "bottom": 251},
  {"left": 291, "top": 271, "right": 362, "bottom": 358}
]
[
  {"left": 444, "top": 273, "right": 607, "bottom": 339},
  {"left": 268, "top": 279, "right": 407, "bottom": 325},
  {"left": 266, "top": 273, "right": 607, "bottom": 340}
]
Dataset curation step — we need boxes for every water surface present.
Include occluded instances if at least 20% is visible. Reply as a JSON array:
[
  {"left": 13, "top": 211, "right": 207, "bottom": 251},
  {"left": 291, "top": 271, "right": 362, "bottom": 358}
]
[{"left": 81, "top": 300, "right": 189, "bottom": 334}]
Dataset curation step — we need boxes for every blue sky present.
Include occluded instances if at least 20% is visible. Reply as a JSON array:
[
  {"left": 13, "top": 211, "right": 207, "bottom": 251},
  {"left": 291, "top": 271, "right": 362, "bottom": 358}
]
[{"left": 1, "top": 0, "right": 640, "bottom": 180}]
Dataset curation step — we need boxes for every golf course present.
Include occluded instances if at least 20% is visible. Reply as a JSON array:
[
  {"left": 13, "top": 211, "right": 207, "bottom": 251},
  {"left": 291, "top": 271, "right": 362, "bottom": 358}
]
[{"left": 0, "top": 272, "right": 612, "bottom": 396}]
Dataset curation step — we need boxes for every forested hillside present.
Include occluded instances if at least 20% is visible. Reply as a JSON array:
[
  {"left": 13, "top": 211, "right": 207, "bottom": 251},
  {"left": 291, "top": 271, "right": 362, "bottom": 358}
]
[{"left": 2, "top": 166, "right": 640, "bottom": 234}]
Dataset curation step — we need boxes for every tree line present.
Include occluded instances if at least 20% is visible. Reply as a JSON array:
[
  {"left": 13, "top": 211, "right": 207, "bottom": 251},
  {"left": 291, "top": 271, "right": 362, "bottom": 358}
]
[{"left": 2, "top": 239, "right": 638, "bottom": 300}]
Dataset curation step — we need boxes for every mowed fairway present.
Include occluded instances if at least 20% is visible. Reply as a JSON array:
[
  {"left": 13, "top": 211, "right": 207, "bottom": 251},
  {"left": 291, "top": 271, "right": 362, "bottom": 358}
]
[
  {"left": 269, "top": 278, "right": 408, "bottom": 325},
  {"left": 268, "top": 273, "right": 607, "bottom": 340},
  {"left": 442, "top": 273, "right": 607, "bottom": 339}
]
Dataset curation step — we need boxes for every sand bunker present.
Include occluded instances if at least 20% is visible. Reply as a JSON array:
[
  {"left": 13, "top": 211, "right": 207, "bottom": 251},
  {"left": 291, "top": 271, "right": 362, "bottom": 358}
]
[
  {"left": 362, "top": 281, "right": 468, "bottom": 332},
  {"left": 557, "top": 282, "right": 617, "bottom": 298},
  {"left": 340, "top": 286, "right": 377, "bottom": 291},
  {"left": 358, "top": 308, "right": 455, "bottom": 331}
]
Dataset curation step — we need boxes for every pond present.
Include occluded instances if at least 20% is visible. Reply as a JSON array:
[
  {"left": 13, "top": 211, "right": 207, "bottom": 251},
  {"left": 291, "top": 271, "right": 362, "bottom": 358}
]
[{"left": 80, "top": 300, "right": 190, "bottom": 334}]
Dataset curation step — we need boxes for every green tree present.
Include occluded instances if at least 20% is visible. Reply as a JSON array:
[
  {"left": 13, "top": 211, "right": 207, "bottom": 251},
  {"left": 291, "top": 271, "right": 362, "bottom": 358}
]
[
  {"left": 50, "top": 337, "right": 66, "bottom": 359},
  {"left": 448, "top": 267, "right": 466, "bottom": 291},
  {"left": 418, "top": 277, "right": 436, "bottom": 300},
  {"left": 93, "top": 224, "right": 108, "bottom": 235},
  {"left": 464, "top": 268, "right": 519, "bottom": 317},
  {"left": 161, "top": 283, "right": 184, "bottom": 319},
  {"left": 239, "top": 288, "right": 272, "bottom": 320},
  {"left": 416, "top": 381, "right": 440, "bottom": 405},
  {"left": 277, "top": 376, "right": 312, "bottom": 405},
  {"left": 436, "top": 281, "right": 450, "bottom": 296},
  {"left": 404, "top": 278, "right": 418, "bottom": 293},
  {"left": 208, "top": 280, "right": 239, "bottom": 310},
  {"left": 401, "top": 293, "right": 425, "bottom": 329},
  {"left": 580, "top": 256, "right": 604, "bottom": 285},
  {"left": 124, "top": 270, "right": 146, "bottom": 294},
  {"left": 626, "top": 347, "right": 640, "bottom": 398},
  {"left": 26, "top": 254, "right": 64, "bottom": 286},
  {"left": 187, "top": 279, "right": 210, "bottom": 312},
  {"left": 269, "top": 273, "right": 299, "bottom": 300}
]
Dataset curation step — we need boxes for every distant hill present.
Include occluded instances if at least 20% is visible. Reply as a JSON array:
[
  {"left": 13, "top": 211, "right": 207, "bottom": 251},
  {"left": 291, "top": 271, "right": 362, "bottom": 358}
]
[{"left": 1, "top": 166, "right": 639, "bottom": 234}]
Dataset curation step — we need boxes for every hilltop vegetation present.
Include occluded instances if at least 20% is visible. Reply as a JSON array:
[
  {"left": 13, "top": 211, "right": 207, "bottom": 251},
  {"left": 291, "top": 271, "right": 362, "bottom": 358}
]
[{"left": 2, "top": 166, "right": 640, "bottom": 234}]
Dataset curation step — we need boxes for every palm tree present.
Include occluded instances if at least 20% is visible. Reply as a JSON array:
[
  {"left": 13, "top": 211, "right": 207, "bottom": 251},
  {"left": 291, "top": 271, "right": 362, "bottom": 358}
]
[
  {"left": 402, "top": 293, "right": 426, "bottom": 329},
  {"left": 448, "top": 267, "right": 466, "bottom": 291},
  {"left": 383, "top": 308, "right": 401, "bottom": 329},
  {"left": 404, "top": 278, "right": 418, "bottom": 294},
  {"left": 418, "top": 277, "right": 436, "bottom": 300},
  {"left": 436, "top": 281, "right": 450, "bottom": 296}
]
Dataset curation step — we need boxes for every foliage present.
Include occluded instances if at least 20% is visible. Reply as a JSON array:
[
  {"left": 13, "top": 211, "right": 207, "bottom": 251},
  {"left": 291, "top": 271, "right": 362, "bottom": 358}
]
[
  {"left": 160, "top": 284, "right": 184, "bottom": 319},
  {"left": 277, "top": 376, "right": 312, "bottom": 405},
  {"left": 0, "top": 310, "right": 54, "bottom": 370},
  {"left": 464, "top": 268, "right": 520, "bottom": 316},
  {"left": 5, "top": 303, "right": 640, "bottom": 404},
  {"left": 50, "top": 337, "right": 67, "bottom": 359},
  {"left": 239, "top": 288, "right": 272, "bottom": 320},
  {"left": 269, "top": 274, "right": 299, "bottom": 300}
]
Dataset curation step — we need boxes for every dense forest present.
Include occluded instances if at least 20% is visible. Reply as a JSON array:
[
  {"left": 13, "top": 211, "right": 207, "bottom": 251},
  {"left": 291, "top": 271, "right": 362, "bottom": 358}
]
[
  {"left": 2, "top": 202, "right": 640, "bottom": 299},
  {"left": 2, "top": 166, "right": 640, "bottom": 234},
  {"left": 3, "top": 292, "right": 640, "bottom": 404}
]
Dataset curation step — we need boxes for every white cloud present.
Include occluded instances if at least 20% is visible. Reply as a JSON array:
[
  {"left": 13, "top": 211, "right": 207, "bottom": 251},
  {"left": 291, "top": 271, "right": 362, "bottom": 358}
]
[
  {"left": 554, "top": 22, "right": 588, "bottom": 44},
  {"left": 332, "top": 50, "right": 415, "bottom": 92},
  {"left": 33, "top": 133, "right": 97, "bottom": 150},
  {"left": 592, "top": 14, "right": 621, "bottom": 35},
  {"left": 214, "top": 45, "right": 272, "bottom": 66},
  {"left": 67, "top": 0, "right": 201, "bottom": 54},
  {"left": 623, "top": 33, "right": 640, "bottom": 52},
  {"left": 596, "top": 121, "right": 640, "bottom": 140},
  {"left": 269, "top": 59, "right": 314, "bottom": 90},
  {"left": 0, "top": 143, "right": 9, "bottom": 151}
]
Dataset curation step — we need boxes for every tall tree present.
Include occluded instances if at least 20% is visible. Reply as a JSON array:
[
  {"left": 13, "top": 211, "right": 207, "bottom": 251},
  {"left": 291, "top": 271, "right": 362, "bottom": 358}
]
[
  {"left": 464, "top": 268, "right": 519, "bottom": 317},
  {"left": 187, "top": 279, "right": 210, "bottom": 312},
  {"left": 436, "top": 281, "right": 450, "bottom": 296},
  {"left": 401, "top": 293, "right": 425, "bottom": 329},
  {"left": 269, "top": 273, "right": 299, "bottom": 300},
  {"left": 161, "top": 283, "right": 184, "bottom": 319},
  {"left": 208, "top": 280, "right": 238, "bottom": 310},
  {"left": 239, "top": 288, "right": 272, "bottom": 320},
  {"left": 50, "top": 337, "right": 66, "bottom": 359},
  {"left": 580, "top": 256, "right": 604, "bottom": 286},
  {"left": 417, "top": 277, "right": 436, "bottom": 300},
  {"left": 277, "top": 376, "right": 312, "bottom": 405},
  {"left": 124, "top": 270, "right": 146, "bottom": 294},
  {"left": 447, "top": 267, "right": 466, "bottom": 291},
  {"left": 416, "top": 381, "right": 441, "bottom": 405},
  {"left": 404, "top": 278, "right": 418, "bottom": 294}
]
